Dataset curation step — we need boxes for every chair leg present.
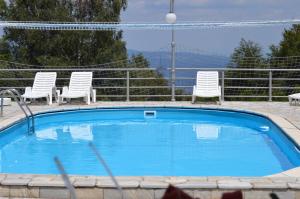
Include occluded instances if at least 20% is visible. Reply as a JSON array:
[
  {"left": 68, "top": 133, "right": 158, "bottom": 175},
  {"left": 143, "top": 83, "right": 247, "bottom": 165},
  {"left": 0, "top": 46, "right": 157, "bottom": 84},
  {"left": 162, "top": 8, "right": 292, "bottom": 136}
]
[
  {"left": 192, "top": 95, "right": 196, "bottom": 104},
  {"left": 55, "top": 90, "right": 60, "bottom": 103},
  {"left": 92, "top": 89, "right": 96, "bottom": 103},
  {"left": 87, "top": 94, "right": 90, "bottom": 105},
  {"left": 58, "top": 96, "right": 63, "bottom": 105},
  {"left": 49, "top": 95, "right": 53, "bottom": 105},
  {"left": 24, "top": 98, "right": 31, "bottom": 104}
]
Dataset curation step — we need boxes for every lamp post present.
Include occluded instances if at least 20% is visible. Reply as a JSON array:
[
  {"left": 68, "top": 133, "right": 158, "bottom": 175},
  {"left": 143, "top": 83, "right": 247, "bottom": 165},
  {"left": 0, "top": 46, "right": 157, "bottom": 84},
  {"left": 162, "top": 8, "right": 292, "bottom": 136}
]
[{"left": 166, "top": 0, "right": 176, "bottom": 102}]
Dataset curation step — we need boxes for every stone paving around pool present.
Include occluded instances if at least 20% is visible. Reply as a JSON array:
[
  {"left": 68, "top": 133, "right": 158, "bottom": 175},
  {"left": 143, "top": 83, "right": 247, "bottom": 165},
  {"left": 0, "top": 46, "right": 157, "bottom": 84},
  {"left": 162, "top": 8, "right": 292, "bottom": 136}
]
[
  {"left": 1, "top": 101, "right": 300, "bottom": 199},
  {"left": 0, "top": 174, "right": 300, "bottom": 199}
]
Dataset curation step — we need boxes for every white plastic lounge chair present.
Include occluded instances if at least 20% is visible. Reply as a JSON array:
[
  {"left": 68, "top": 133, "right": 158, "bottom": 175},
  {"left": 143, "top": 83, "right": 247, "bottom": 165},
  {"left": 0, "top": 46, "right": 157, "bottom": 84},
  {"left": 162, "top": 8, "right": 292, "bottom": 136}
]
[
  {"left": 289, "top": 93, "right": 300, "bottom": 105},
  {"left": 22, "top": 72, "right": 57, "bottom": 105},
  {"left": 59, "top": 72, "right": 95, "bottom": 105},
  {"left": 192, "top": 71, "right": 222, "bottom": 104}
]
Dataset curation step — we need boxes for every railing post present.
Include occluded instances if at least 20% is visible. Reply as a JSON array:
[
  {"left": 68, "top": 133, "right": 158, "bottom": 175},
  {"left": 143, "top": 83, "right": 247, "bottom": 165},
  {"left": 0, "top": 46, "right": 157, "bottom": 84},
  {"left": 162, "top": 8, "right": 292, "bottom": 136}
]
[
  {"left": 171, "top": 67, "right": 176, "bottom": 102},
  {"left": 1, "top": 94, "right": 3, "bottom": 117},
  {"left": 171, "top": 44, "right": 176, "bottom": 101},
  {"left": 221, "top": 71, "right": 225, "bottom": 102},
  {"left": 269, "top": 70, "right": 272, "bottom": 102},
  {"left": 126, "top": 70, "right": 130, "bottom": 102}
]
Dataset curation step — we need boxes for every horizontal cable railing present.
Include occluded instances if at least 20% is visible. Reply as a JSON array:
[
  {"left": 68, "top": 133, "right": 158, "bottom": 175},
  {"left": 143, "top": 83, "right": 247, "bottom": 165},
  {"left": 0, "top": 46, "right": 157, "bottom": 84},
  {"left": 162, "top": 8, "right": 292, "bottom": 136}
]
[
  {"left": 0, "top": 67, "right": 299, "bottom": 101},
  {"left": 1, "top": 19, "right": 300, "bottom": 31}
]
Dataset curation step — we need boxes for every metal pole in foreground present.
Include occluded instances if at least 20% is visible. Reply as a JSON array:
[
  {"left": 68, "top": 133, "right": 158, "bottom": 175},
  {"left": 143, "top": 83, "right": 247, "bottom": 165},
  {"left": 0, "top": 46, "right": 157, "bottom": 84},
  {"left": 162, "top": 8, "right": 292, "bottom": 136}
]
[
  {"left": 89, "top": 142, "right": 124, "bottom": 199},
  {"left": 54, "top": 157, "right": 77, "bottom": 199}
]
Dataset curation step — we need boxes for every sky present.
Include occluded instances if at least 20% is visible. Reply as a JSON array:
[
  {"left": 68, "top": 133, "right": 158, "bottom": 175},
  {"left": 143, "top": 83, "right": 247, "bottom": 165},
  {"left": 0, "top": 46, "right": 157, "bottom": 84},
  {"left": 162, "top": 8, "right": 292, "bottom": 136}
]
[{"left": 121, "top": 0, "right": 300, "bottom": 56}]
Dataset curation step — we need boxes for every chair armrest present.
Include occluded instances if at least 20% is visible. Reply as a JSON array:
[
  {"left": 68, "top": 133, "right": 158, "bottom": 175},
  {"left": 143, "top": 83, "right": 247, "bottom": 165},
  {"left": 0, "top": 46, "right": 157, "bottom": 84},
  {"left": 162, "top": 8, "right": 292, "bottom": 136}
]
[
  {"left": 51, "top": 87, "right": 57, "bottom": 95},
  {"left": 92, "top": 88, "right": 96, "bottom": 103},
  {"left": 193, "top": 85, "right": 196, "bottom": 94},
  {"left": 24, "top": 87, "right": 32, "bottom": 95},
  {"left": 62, "top": 86, "right": 69, "bottom": 95},
  {"left": 89, "top": 86, "right": 96, "bottom": 103}
]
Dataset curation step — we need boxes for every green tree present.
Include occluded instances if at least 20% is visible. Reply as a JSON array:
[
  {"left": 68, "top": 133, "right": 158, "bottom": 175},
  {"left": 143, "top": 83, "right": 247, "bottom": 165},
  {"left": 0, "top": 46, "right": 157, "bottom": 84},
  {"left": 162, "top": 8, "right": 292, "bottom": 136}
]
[
  {"left": 230, "top": 38, "right": 265, "bottom": 68},
  {"left": 0, "top": 38, "right": 11, "bottom": 61},
  {"left": 270, "top": 25, "right": 300, "bottom": 57},
  {"left": 0, "top": 0, "right": 6, "bottom": 19},
  {"left": 227, "top": 39, "right": 267, "bottom": 100},
  {"left": 129, "top": 54, "right": 171, "bottom": 101},
  {"left": 0, "top": 0, "right": 131, "bottom": 98},
  {"left": 269, "top": 25, "right": 300, "bottom": 98},
  {"left": 1, "top": 0, "right": 127, "bottom": 65}
]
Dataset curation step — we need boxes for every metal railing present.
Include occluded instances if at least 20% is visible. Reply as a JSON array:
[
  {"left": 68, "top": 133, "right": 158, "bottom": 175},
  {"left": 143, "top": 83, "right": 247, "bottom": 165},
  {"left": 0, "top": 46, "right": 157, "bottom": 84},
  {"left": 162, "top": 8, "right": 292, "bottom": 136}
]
[
  {"left": 0, "top": 89, "right": 35, "bottom": 134},
  {"left": 174, "top": 68, "right": 300, "bottom": 102},
  {"left": 0, "top": 67, "right": 300, "bottom": 102}
]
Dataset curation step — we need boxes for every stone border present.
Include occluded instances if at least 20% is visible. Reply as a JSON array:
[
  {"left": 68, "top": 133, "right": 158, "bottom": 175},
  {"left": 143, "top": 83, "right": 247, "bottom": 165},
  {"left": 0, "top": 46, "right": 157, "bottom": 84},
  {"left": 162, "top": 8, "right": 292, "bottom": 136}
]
[
  {"left": 0, "top": 175, "right": 299, "bottom": 198},
  {"left": 1, "top": 105, "right": 300, "bottom": 198}
]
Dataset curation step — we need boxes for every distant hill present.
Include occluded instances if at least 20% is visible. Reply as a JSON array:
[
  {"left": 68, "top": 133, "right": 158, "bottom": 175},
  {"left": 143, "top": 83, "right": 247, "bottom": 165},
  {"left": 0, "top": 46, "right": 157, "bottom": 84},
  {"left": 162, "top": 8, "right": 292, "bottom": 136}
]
[
  {"left": 128, "top": 49, "right": 230, "bottom": 80},
  {"left": 128, "top": 49, "right": 229, "bottom": 68}
]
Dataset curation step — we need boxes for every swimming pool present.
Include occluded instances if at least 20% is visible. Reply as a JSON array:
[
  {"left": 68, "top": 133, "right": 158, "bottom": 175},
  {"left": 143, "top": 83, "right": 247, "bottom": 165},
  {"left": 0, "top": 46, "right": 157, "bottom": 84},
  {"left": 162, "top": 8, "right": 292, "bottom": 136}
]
[{"left": 0, "top": 107, "right": 299, "bottom": 176}]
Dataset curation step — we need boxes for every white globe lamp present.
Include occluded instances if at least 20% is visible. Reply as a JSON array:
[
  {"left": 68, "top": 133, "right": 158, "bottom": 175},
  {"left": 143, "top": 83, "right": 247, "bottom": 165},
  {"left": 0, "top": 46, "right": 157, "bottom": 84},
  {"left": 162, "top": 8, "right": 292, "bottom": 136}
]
[{"left": 166, "top": 13, "right": 177, "bottom": 24}]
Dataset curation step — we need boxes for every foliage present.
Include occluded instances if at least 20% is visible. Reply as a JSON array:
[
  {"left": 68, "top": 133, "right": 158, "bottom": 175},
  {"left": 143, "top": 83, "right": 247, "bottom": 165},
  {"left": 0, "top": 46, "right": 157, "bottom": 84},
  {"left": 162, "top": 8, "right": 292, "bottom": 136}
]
[
  {"left": 230, "top": 39, "right": 264, "bottom": 65},
  {"left": 270, "top": 25, "right": 300, "bottom": 57},
  {"left": 227, "top": 39, "right": 268, "bottom": 101},
  {"left": 227, "top": 26, "right": 300, "bottom": 101},
  {"left": 0, "top": 0, "right": 127, "bottom": 65},
  {"left": 129, "top": 54, "right": 171, "bottom": 101},
  {"left": 269, "top": 25, "right": 300, "bottom": 98}
]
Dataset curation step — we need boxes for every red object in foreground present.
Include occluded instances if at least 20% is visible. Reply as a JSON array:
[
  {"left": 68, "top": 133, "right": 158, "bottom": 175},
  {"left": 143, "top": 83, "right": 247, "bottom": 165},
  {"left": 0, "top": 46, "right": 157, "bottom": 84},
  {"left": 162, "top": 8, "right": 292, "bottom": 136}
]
[
  {"left": 162, "top": 185, "right": 243, "bottom": 199},
  {"left": 221, "top": 191, "right": 243, "bottom": 199},
  {"left": 162, "top": 185, "right": 193, "bottom": 199}
]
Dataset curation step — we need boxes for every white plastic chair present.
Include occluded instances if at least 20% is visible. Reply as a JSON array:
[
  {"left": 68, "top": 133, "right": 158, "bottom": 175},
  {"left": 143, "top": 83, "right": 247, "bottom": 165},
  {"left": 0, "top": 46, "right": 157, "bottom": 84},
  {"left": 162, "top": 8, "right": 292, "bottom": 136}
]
[
  {"left": 22, "top": 72, "right": 57, "bottom": 105},
  {"left": 192, "top": 71, "right": 222, "bottom": 104},
  {"left": 59, "top": 72, "right": 95, "bottom": 105},
  {"left": 289, "top": 93, "right": 300, "bottom": 105}
]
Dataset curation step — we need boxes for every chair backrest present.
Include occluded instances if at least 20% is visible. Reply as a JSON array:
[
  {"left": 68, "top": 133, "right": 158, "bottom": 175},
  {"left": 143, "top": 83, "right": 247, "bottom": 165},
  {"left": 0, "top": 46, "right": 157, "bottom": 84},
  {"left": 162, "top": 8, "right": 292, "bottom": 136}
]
[
  {"left": 69, "top": 72, "right": 93, "bottom": 93},
  {"left": 196, "top": 71, "right": 219, "bottom": 91},
  {"left": 32, "top": 72, "right": 57, "bottom": 93}
]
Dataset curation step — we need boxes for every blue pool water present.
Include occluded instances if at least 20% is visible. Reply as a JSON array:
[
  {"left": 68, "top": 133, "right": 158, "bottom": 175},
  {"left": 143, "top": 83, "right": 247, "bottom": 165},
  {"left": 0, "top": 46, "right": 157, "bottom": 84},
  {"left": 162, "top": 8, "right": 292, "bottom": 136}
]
[{"left": 0, "top": 107, "right": 300, "bottom": 176}]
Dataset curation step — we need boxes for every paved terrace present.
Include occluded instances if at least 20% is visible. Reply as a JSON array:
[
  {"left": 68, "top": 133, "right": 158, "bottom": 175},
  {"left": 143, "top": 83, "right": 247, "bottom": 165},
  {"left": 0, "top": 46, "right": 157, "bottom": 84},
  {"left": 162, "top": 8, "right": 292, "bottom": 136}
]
[{"left": 1, "top": 101, "right": 300, "bottom": 130}]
